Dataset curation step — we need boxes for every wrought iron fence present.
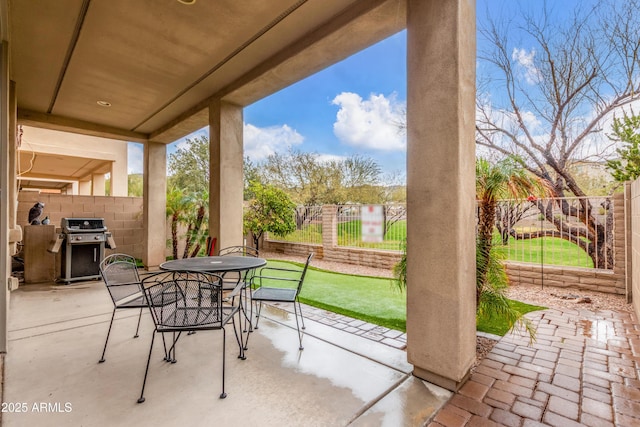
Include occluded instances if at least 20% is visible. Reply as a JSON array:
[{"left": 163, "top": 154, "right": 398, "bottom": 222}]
[
  {"left": 263, "top": 203, "right": 407, "bottom": 251},
  {"left": 336, "top": 204, "right": 406, "bottom": 251},
  {"left": 264, "top": 205, "right": 323, "bottom": 244},
  {"left": 491, "top": 196, "right": 614, "bottom": 270},
  {"left": 261, "top": 197, "right": 614, "bottom": 270}
]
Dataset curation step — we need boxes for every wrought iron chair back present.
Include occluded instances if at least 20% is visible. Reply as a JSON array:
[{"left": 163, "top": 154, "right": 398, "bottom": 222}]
[
  {"left": 250, "top": 253, "right": 314, "bottom": 350},
  {"left": 217, "top": 245, "right": 260, "bottom": 346},
  {"left": 98, "top": 253, "right": 146, "bottom": 363},
  {"left": 136, "top": 270, "right": 243, "bottom": 403}
]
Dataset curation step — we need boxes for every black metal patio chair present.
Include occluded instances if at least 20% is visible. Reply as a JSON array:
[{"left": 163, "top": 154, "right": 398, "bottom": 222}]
[
  {"left": 250, "top": 253, "right": 313, "bottom": 350},
  {"left": 217, "top": 245, "right": 259, "bottom": 291},
  {"left": 98, "top": 253, "right": 148, "bottom": 363},
  {"left": 137, "top": 271, "right": 243, "bottom": 403},
  {"left": 217, "top": 245, "right": 259, "bottom": 346}
]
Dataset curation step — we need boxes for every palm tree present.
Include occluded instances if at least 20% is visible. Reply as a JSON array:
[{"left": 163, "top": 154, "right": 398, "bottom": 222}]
[
  {"left": 392, "top": 157, "right": 550, "bottom": 337},
  {"left": 182, "top": 190, "right": 209, "bottom": 258},
  {"left": 166, "top": 187, "right": 191, "bottom": 260},
  {"left": 476, "top": 157, "right": 552, "bottom": 339}
]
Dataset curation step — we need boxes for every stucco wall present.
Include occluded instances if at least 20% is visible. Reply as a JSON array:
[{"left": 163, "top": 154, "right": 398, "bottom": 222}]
[{"left": 18, "top": 191, "right": 144, "bottom": 261}]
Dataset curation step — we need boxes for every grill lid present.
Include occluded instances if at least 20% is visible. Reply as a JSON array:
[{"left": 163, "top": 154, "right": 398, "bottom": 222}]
[{"left": 61, "top": 218, "right": 107, "bottom": 233}]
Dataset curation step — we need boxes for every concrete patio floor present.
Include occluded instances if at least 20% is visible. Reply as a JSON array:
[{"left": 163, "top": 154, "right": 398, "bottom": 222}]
[{"left": 2, "top": 281, "right": 450, "bottom": 427}]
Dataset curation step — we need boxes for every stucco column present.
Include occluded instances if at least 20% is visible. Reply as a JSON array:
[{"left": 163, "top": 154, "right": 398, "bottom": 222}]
[
  {"left": 110, "top": 149, "right": 128, "bottom": 197},
  {"left": 143, "top": 141, "right": 167, "bottom": 268},
  {"left": 92, "top": 173, "right": 106, "bottom": 196},
  {"left": 78, "top": 180, "right": 91, "bottom": 195},
  {"left": 406, "top": 0, "right": 476, "bottom": 391},
  {"left": 8, "top": 81, "right": 19, "bottom": 255},
  {"left": 209, "top": 99, "right": 244, "bottom": 252},
  {"left": 0, "top": 41, "right": 10, "bottom": 352}
]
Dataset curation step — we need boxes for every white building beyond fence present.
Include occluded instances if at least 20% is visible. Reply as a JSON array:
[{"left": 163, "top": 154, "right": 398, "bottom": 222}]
[{"left": 264, "top": 193, "right": 630, "bottom": 297}]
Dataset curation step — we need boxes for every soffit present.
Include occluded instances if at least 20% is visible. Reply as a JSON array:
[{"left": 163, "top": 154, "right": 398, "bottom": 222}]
[{"left": 18, "top": 151, "right": 112, "bottom": 181}]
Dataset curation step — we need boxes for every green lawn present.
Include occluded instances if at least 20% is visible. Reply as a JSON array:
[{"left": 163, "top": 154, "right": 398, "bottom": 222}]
[
  {"left": 276, "top": 224, "right": 323, "bottom": 244},
  {"left": 336, "top": 219, "right": 406, "bottom": 251},
  {"left": 262, "top": 260, "right": 546, "bottom": 335},
  {"left": 495, "top": 235, "right": 593, "bottom": 268}
]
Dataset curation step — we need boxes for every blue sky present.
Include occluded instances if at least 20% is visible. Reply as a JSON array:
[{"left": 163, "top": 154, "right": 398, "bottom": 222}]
[{"left": 128, "top": 0, "right": 598, "bottom": 178}]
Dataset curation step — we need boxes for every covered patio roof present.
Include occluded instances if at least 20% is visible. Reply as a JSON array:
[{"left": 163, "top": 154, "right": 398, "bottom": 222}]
[{"left": 9, "top": 0, "right": 405, "bottom": 144}]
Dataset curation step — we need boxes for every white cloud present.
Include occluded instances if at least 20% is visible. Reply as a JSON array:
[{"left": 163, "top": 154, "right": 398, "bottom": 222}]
[
  {"left": 243, "top": 123, "right": 304, "bottom": 160},
  {"left": 175, "top": 129, "right": 208, "bottom": 151},
  {"left": 127, "top": 143, "right": 143, "bottom": 174},
  {"left": 521, "top": 110, "right": 541, "bottom": 131},
  {"left": 316, "top": 153, "right": 347, "bottom": 163},
  {"left": 511, "top": 48, "right": 542, "bottom": 85},
  {"left": 332, "top": 92, "right": 406, "bottom": 151}
]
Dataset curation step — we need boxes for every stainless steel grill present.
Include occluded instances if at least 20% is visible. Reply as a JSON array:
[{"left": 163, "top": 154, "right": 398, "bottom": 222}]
[{"left": 57, "top": 218, "right": 114, "bottom": 283}]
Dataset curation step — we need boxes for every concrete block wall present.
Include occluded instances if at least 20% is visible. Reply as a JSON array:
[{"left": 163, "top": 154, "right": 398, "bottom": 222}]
[
  {"left": 261, "top": 241, "right": 324, "bottom": 260},
  {"left": 613, "top": 191, "right": 632, "bottom": 301},
  {"left": 18, "top": 191, "right": 144, "bottom": 260},
  {"left": 505, "top": 262, "right": 625, "bottom": 295},
  {"left": 631, "top": 181, "right": 640, "bottom": 318}
]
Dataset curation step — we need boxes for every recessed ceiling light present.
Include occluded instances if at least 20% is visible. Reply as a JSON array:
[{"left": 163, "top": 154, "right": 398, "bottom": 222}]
[
  {"left": 97, "top": 100, "right": 111, "bottom": 107},
  {"left": 177, "top": 0, "right": 196, "bottom": 4}
]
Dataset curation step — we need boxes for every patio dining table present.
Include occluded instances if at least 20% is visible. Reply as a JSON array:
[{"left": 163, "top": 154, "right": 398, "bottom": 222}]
[
  {"left": 159, "top": 256, "right": 267, "bottom": 353},
  {"left": 159, "top": 256, "right": 267, "bottom": 274}
]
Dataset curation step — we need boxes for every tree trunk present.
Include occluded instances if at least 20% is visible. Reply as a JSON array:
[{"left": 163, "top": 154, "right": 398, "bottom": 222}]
[
  {"left": 476, "top": 201, "right": 497, "bottom": 306},
  {"left": 182, "top": 224, "right": 194, "bottom": 259},
  {"left": 171, "top": 214, "right": 179, "bottom": 260}
]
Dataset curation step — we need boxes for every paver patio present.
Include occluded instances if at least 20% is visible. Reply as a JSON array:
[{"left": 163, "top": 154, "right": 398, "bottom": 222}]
[{"left": 428, "top": 308, "right": 640, "bottom": 427}]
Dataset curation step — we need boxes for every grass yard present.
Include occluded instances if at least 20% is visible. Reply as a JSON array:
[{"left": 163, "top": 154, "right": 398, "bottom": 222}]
[
  {"left": 262, "top": 260, "right": 546, "bottom": 336},
  {"left": 496, "top": 235, "right": 594, "bottom": 268},
  {"left": 260, "top": 260, "right": 406, "bottom": 331}
]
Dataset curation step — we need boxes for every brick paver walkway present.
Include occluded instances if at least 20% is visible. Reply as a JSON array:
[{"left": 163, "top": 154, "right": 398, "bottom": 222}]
[
  {"left": 272, "top": 302, "right": 408, "bottom": 349},
  {"left": 268, "top": 299, "right": 640, "bottom": 426},
  {"left": 429, "top": 308, "right": 640, "bottom": 427}
]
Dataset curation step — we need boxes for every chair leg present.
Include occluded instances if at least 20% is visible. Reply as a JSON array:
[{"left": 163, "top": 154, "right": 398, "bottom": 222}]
[
  {"left": 297, "top": 299, "right": 306, "bottom": 330},
  {"left": 161, "top": 333, "right": 169, "bottom": 361},
  {"left": 230, "top": 310, "right": 245, "bottom": 359},
  {"left": 164, "top": 332, "right": 181, "bottom": 363},
  {"left": 242, "top": 286, "right": 253, "bottom": 334},
  {"left": 99, "top": 308, "right": 117, "bottom": 363},
  {"left": 137, "top": 332, "right": 156, "bottom": 404},
  {"left": 293, "top": 301, "right": 304, "bottom": 351},
  {"left": 254, "top": 301, "right": 263, "bottom": 329},
  {"left": 238, "top": 288, "right": 253, "bottom": 350},
  {"left": 220, "top": 328, "right": 227, "bottom": 399},
  {"left": 134, "top": 307, "right": 143, "bottom": 338}
]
